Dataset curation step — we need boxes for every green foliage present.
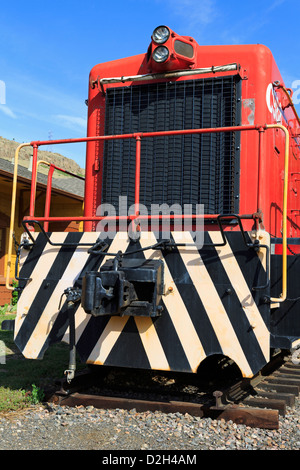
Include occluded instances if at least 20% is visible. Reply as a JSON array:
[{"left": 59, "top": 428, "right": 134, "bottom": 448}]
[
  {"left": 29, "top": 384, "right": 45, "bottom": 404},
  {"left": 0, "top": 304, "right": 17, "bottom": 315},
  {"left": 0, "top": 387, "right": 30, "bottom": 412},
  {"left": 11, "top": 280, "right": 19, "bottom": 306},
  {"left": 0, "top": 314, "right": 85, "bottom": 412},
  {"left": 0, "top": 279, "right": 18, "bottom": 314},
  {"left": 0, "top": 304, "right": 9, "bottom": 315}
]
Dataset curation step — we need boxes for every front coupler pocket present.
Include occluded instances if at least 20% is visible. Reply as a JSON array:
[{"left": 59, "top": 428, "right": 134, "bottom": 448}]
[{"left": 81, "top": 258, "right": 164, "bottom": 317}]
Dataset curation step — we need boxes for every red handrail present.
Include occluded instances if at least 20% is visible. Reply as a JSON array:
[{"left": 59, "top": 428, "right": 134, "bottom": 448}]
[
  {"left": 41, "top": 162, "right": 85, "bottom": 231},
  {"left": 26, "top": 124, "right": 266, "bottom": 230}
]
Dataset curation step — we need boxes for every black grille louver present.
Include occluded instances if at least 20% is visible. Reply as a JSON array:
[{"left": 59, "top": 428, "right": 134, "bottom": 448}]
[{"left": 102, "top": 76, "right": 241, "bottom": 215}]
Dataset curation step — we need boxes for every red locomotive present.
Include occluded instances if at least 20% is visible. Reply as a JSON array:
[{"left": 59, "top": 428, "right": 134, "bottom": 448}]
[{"left": 6, "top": 25, "right": 300, "bottom": 382}]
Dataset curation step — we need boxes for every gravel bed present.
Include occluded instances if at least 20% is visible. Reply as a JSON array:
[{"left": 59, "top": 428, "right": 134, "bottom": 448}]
[{"left": 0, "top": 398, "right": 300, "bottom": 451}]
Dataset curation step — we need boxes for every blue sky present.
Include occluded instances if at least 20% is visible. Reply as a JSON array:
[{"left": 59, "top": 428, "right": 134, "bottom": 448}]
[{"left": 0, "top": 0, "right": 299, "bottom": 168}]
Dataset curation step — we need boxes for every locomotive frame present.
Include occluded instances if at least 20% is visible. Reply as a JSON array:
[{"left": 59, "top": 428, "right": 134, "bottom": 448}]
[{"left": 5, "top": 25, "right": 300, "bottom": 383}]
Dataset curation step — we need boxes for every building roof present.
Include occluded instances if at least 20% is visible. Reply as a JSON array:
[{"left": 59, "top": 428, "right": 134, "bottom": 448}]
[{"left": 0, "top": 157, "right": 84, "bottom": 199}]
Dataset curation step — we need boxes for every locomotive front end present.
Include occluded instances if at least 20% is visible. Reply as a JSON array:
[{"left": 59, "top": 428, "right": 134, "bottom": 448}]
[{"left": 8, "top": 25, "right": 300, "bottom": 382}]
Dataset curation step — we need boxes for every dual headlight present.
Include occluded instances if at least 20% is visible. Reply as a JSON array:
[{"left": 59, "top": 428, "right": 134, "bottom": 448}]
[
  {"left": 151, "top": 25, "right": 195, "bottom": 65},
  {"left": 152, "top": 26, "right": 170, "bottom": 63},
  {"left": 152, "top": 25, "right": 170, "bottom": 44},
  {"left": 152, "top": 45, "right": 169, "bottom": 63}
]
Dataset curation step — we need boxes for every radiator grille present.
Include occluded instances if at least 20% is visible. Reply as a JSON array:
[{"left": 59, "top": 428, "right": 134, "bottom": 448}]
[{"left": 102, "top": 75, "right": 241, "bottom": 215}]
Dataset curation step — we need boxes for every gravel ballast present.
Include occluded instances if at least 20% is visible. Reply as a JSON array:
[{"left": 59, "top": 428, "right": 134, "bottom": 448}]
[{"left": 0, "top": 398, "right": 300, "bottom": 451}]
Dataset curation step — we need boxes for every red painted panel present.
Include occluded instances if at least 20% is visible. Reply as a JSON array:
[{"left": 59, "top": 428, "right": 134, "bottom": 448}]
[{"left": 84, "top": 27, "right": 300, "bottom": 237}]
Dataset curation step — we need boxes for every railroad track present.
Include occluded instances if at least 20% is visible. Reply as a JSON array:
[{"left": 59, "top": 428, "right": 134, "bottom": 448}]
[{"left": 45, "top": 353, "right": 300, "bottom": 430}]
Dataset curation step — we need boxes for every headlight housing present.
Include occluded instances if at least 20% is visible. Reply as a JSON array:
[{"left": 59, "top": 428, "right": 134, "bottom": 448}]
[
  {"left": 152, "top": 46, "right": 169, "bottom": 63},
  {"left": 152, "top": 26, "right": 170, "bottom": 44}
]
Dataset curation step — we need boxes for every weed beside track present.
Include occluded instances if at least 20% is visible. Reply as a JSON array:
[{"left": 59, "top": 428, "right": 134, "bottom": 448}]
[{"left": 0, "top": 314, "right": 85, "bottom": 412}]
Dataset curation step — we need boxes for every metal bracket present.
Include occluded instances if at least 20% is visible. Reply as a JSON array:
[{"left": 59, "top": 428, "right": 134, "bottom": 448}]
[{"left": 60, "top": 287, "right": 82, "bottom": 384}]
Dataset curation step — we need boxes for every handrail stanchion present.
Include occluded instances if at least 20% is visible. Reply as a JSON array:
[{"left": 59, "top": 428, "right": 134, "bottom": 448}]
[
  {"left": 6, "top": 143, "right": 31, "bottom": 291},
  {"left": 29, "top": 143, "right": 38, "bottom": 221},
  {"left": 135, "top": 135, "right": 142, "bottom": 217},
  {"left": 44, "top": 164, "right": 55, "bottom": 232},
  {"left": 266, "top": 124, "right": 290, "bottom": 303},
  {"left": 257, "top": 127, "right": 265, "bottom": 216}
]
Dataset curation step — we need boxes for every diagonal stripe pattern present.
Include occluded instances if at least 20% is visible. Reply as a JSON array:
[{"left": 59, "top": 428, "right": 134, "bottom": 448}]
[{"left": 15, "top": 230, "right": 270, "bottom": 378}]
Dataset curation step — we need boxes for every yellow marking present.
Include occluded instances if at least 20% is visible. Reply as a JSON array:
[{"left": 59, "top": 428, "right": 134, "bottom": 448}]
[
  {"left": 266, "top": 124, "right": 289, "bottom": 302},
  {"left": 134, "top": 317, "right": 170, "bottom": 371},
  {"left": 210, "top": 231, "right": 270, "bottom": 362},
  {"left": 251, "top": 230, "right": 270, "bottom": 271},
  {"left": 86, "top": 316, "right": 129, "bottom": 364},
  {"left": 291, "top": 338, "right": 300, "bottom": 349},
  {"left": 18, "top": 233, "right": 36, "bottom": 271},
  {"left": 140, "top": 232, "right": 206, "bottom": 372},
  {"left": 6, "top": 143, "right": 31, "bottom": 291},
  {"left": 15, "top": 232, "right": 69, "bottom": 337},
  {"left": 85, "top": 232, "right": 132, "bottom": 363},
  {"left": 86, "top": 232, "right": 170, "bottom": 369},
  {"left": 21, "top": 232, "right": 99, "bottom": 358},
  {"left": 172, "top": 231, "right": 253, "bottom": 377}
]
